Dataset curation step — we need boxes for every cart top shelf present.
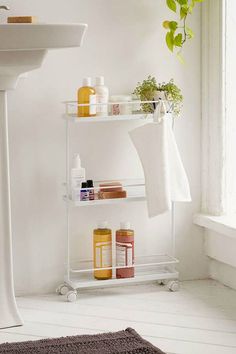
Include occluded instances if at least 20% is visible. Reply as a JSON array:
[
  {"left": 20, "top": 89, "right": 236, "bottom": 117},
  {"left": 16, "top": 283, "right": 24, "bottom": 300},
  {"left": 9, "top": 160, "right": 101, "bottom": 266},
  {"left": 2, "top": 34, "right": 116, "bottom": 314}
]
[
  {"left": 63, "top": 113, "right": 154, "bottom": 123},
  {"left": 63, "top": 99, "right": 173, "bottom": 123}
]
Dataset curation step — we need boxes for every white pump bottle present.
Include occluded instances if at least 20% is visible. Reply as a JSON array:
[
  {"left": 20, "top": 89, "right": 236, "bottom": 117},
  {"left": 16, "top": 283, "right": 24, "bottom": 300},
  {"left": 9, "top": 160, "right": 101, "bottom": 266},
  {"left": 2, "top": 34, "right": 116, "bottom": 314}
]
[
  {"left": 71, "top": 154, "right": 86, "bottom": 200},
  {"left": 95, "top": 76, "right": 109, "bottom": 116}
]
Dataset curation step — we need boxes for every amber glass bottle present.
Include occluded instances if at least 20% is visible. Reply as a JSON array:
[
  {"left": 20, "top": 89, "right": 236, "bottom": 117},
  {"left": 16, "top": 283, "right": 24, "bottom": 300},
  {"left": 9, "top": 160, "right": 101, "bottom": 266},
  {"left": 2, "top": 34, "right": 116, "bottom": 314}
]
[
  {"left": 93, "top": 222, "right": 112, "bottom": 280},
  {"left": 116, "top": 222, "right": 134, "bottom": 278},
  {"left": 77, "top": 77, "right": 96, "bottom": 117}
]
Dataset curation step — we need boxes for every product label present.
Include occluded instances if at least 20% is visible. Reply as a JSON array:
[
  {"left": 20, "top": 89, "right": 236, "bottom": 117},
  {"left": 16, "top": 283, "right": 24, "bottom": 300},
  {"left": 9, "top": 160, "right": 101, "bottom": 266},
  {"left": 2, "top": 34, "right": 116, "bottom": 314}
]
[
  {"left": 96, "top": 94, "right": 108, "bottom": 115},
  {"left": 89, "top": 189, "right": 95, "bottom": 201},
  {"left": 116, "top": 242, "right": 133, "bottom": 267},
  {"left": 71, "top": 172, "right": 84, "bottom": 189},
  {"left": 80, "top": 190, "right": 89, "bottom": 201},
  {"left": 89, "top": 95, "right": 96, "bottom": 115},
  {"left": 127, "top": 247, "right": 133, "bottom": 266},
  {"left": 95, "top": 241, "right": 112, "bottom": 268},
  {"left": 112, "top": 104, "right": 120, "bottom": 115}
]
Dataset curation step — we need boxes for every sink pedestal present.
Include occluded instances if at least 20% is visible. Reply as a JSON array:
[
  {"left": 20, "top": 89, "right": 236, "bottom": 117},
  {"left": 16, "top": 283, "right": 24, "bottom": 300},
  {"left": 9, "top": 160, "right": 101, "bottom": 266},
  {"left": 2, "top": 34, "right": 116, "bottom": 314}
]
[
  {"left": 0, "top": 50, "right": 47, "bottom": 330},
  {"left": 0, "top": 91, "right": 23, "bottom": 329},
  {"left": 0, "top": 21, "right": 87, "bottom": 330}
]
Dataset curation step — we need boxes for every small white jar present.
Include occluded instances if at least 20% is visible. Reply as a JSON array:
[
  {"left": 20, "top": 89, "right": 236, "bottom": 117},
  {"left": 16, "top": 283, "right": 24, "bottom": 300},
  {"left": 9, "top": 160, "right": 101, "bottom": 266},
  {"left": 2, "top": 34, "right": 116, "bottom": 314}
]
[{"left": 110, "top": 95, "right": 132, "bottom": 115}]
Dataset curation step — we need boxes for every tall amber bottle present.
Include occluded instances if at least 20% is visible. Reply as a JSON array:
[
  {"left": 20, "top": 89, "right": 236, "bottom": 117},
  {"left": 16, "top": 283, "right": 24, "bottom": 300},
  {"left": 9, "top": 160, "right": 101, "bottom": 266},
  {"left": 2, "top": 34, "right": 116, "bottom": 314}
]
[
  {"left": 116, "top": 222, "right": 134, "bottom": 278},
  {"left": 93, "top": 222, "right": 112, "bottom": 280},
  {"left": 77, "top": 77, "right": 96, "bottom": 117}
]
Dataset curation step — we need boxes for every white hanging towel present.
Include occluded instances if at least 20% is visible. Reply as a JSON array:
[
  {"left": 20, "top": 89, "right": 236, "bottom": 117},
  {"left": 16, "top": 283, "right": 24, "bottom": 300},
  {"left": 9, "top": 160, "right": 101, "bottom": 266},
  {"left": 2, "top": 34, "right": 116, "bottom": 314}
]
[{"left": 129, "top": 104, "right": 191, "bottom": 217}]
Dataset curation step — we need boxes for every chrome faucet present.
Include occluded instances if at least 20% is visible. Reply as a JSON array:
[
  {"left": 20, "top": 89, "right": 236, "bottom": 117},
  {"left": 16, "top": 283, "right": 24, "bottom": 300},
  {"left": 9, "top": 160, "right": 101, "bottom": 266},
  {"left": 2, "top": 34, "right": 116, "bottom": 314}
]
[{"left": 0, "top": 5, "right": 10, "bottom": 11}]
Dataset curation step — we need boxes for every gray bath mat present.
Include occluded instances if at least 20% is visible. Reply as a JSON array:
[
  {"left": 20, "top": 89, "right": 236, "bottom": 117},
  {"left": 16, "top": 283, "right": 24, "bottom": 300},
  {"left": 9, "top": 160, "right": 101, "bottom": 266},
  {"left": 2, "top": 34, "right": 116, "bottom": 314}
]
[{"left": 0, "top": 328, "right": 165, "bottom": 353}]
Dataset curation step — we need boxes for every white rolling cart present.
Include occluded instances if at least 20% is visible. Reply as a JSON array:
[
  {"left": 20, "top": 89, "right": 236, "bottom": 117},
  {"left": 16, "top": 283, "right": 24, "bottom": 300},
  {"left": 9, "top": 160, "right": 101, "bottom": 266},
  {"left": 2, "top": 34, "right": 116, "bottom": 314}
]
[{"left": 57, "top": 100, "right": 179, "bottom": 302}]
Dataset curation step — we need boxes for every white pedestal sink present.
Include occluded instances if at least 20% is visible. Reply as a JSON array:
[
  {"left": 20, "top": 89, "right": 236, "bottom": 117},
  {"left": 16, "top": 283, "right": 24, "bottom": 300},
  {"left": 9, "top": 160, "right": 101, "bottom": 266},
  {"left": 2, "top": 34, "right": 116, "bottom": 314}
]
[{"left": 0, "top": 23, "right": 87, "bottom": 329}]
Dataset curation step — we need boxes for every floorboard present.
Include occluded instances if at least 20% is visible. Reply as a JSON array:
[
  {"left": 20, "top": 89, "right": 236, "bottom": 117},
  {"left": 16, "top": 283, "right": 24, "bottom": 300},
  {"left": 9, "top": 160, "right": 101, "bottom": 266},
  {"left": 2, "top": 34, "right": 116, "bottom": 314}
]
[{"left": 0, "top": 280, "right": 235, "bottom": 354}]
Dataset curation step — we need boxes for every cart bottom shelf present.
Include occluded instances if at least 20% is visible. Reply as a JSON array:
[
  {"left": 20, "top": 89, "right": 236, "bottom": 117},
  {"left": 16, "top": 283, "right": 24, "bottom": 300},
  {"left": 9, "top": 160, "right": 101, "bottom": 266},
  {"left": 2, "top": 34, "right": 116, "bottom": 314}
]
[{"left": 65, "top": 266, "right": 179, "bottom": 290}]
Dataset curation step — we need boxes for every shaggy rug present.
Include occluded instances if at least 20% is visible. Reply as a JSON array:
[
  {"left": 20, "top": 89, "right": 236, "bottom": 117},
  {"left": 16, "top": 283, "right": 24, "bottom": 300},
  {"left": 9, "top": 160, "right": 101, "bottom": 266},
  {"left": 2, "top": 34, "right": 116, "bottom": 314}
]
[{"left": 0, "top": 328, "right": 166, "bottom": 353}]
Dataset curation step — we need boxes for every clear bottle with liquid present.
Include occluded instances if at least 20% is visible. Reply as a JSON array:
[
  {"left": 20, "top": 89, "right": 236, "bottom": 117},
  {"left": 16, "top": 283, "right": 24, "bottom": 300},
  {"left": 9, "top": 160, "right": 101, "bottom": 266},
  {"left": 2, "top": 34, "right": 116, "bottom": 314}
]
[{"left": 77, "top": 77, "right": 96, "bottom": 117}]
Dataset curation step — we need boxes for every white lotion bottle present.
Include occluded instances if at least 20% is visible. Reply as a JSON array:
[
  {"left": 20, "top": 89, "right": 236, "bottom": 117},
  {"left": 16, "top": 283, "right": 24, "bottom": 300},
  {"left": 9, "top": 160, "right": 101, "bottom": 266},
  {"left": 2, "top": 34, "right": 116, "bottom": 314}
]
[
  {"left": 71, "top": 154, "right": 86, "bottom": 201},
  {"left": 95, "top": 76, "right": 109, "bottom": 116}
]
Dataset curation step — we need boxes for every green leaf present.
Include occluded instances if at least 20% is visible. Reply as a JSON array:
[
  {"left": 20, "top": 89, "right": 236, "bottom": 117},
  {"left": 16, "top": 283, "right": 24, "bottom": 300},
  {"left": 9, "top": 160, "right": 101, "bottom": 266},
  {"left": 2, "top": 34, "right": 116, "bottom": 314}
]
[
  {"left": 166, "top": 0, "right": 177, "bottom": 13},
  {"left": 186, "top": 26, "right": 194, "bottom": 38},
  {"left": 174, "top": 33, "right": 183, "bottom": 47},
  {"left": 188, "top": 4, "right": 193, "bottom": 13},
  {"left": 181, "top": 4, "right": 189, "bottom": 12},
  {"left": 176, "top": 0, "right": 188, "bottom": 4},
  {"left": 163, "top": 20, "right": 170, "bottom": 29},
  {"left": 169, "top": 21, "right": 178, "bottom": 31},
  {"left": 180, "top": 5, "right": 188, "bottom": 19},
  {"left": 166, "top": 31, "right": 174, "bottom": 52}
]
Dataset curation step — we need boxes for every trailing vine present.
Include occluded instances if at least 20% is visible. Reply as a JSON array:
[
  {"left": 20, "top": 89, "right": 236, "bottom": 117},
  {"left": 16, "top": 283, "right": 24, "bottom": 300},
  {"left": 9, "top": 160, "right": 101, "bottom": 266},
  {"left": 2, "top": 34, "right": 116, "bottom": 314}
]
[{"left": 163, "top": 0, "right": 204, "bottom": 60}]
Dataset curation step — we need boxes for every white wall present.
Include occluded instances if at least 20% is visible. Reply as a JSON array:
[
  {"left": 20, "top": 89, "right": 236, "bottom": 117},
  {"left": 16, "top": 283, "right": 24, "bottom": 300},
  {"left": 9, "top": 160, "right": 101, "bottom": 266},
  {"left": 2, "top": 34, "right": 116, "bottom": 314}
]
[{"left": 4, "top": 0, "right": 207, "bottom": 295}]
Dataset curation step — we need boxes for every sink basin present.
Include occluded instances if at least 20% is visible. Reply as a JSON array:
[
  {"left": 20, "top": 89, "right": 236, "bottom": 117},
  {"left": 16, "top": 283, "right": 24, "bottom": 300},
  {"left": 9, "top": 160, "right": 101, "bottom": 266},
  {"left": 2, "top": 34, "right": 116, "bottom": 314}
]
[
  {"left": 0, "top": 23, "right": 87, "bottom": 89},
  {"left": 0, "top": 23, "right": 87, "bottom": 50}
]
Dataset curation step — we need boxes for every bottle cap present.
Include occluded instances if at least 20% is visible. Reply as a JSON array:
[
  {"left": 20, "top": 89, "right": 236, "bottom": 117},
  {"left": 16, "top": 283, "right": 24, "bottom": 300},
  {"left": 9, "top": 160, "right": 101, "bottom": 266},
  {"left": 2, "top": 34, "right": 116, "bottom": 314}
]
[
  {"left": 81, "top": 182, "right": 87, "bottom": 189},
  {"left": 120, "top": 221, "right": 131, "bottom": 230},
  {"left": 83, "top": 77, "right": 91, "bottom": 86},
  {"left": 74, "top": 154, "right": 81, "bottom": 168},
  {"left": 87, "top": 180, "right": 94, "bottom": 187},
  {"left": 97, "top": 221, "right": 108, "bottom": 229},
  {"left": 96, "top": 76, "right": 104, "bottom": 86}
]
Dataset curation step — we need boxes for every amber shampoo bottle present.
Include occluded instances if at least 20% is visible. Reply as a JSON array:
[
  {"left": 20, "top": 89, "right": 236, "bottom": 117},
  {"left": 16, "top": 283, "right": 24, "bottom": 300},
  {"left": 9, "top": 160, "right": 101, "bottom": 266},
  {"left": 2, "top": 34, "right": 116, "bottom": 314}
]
[
  {"left": 77, "top": 77, "right": 96, "bottom": 117},
  {"left": 116, "top": 222, "right": 134, "bottom": 278},
  {"left": 93, "top": 222, "right": 112, "bottom": 280}
]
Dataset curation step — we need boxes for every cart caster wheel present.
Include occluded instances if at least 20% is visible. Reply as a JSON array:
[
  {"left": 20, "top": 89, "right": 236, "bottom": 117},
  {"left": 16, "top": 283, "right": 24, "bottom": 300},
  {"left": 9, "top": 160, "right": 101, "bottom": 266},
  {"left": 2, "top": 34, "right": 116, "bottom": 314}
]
[
  {"left": 167, "top": 280, "right": 179, "bottom": 292},
  {"left": 158, "top": 280, "right": 166, "bottom": 286},
  {"left": 56, "top": 284, "right": 69, "bottom": 296},
  {"left": 67, "top": 290, "right": 77, "bottom": 302}
]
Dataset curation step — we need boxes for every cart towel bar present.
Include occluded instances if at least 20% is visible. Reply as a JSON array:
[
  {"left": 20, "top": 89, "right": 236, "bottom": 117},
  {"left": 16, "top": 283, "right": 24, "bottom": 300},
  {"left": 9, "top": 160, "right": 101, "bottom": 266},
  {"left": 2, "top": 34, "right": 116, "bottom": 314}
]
[{"left": 129, "top": 112, "right": 191, "bottom": 217}]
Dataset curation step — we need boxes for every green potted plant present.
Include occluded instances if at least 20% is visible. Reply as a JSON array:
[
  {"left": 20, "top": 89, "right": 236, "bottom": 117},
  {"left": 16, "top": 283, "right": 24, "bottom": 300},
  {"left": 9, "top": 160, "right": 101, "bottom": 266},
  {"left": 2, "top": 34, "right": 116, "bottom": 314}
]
[{"left": 133, "top": 76, "right": 183, "bottom": 117}]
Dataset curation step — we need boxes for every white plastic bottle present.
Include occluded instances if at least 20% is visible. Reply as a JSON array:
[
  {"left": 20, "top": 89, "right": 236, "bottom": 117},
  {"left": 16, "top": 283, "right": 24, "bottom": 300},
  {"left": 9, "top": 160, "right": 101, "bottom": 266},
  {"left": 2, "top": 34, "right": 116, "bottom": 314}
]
[
  {"left": 95, "top": 76, "right": 109, "bottom": 116},
  {"left": 71, "top": 154, "right": 86, "bottom": 201}
]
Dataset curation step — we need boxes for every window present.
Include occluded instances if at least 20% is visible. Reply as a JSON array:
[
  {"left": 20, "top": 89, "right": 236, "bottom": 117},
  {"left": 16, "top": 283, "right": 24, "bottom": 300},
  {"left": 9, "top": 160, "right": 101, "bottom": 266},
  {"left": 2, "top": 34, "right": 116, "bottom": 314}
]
[
  {"left": 201, "top": 0, "right": 226, "bottom": 216},
  {"left": 201, "top": 0, "right": 236, "bottom": 215}
]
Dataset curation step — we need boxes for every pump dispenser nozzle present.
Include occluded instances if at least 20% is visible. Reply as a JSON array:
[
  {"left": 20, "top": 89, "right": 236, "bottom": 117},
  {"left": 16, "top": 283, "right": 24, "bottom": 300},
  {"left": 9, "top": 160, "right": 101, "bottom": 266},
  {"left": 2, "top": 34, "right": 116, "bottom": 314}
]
[{"left": 74, "top": 154, "right": 82, "bottom": 169}]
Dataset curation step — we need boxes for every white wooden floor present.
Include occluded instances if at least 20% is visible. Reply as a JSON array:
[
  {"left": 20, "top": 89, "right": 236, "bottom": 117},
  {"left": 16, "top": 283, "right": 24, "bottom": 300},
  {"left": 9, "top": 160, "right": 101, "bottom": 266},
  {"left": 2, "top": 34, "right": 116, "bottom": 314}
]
[{"left": 0, "top": 280, "right": 236, "bottom": 354}]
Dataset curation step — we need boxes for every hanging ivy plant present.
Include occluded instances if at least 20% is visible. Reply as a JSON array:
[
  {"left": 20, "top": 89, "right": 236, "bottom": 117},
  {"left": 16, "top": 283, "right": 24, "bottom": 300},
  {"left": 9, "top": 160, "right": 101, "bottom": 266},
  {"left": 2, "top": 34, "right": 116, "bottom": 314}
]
[{"left": 163, "top": 0, "right": 204, "bottom": 60}]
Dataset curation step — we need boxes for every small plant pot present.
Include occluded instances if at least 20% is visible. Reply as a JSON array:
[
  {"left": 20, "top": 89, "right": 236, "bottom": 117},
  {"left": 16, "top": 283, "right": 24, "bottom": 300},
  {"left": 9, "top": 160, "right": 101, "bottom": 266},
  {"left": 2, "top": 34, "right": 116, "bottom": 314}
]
[{"left": 154, "top": 91, "right": 166, "bottom": 101}]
